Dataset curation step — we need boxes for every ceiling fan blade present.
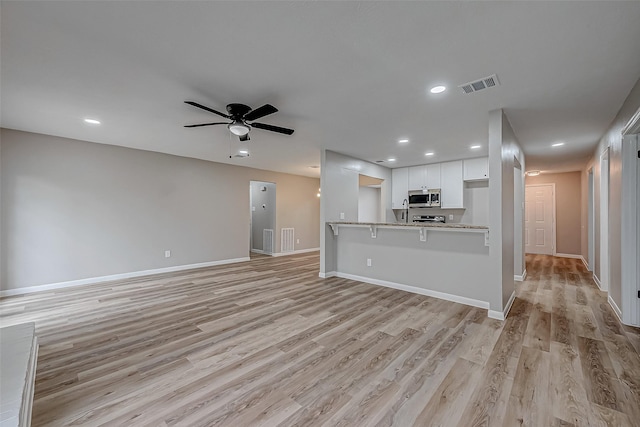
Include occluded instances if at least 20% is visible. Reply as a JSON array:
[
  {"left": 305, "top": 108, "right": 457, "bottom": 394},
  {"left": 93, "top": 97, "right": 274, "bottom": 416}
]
[
  {"left": 184, "top": 122, "right": 228, "bottom": 128},
  {"left": 252, "top": 122, "right": 294, "bottom": 135},
  {"left": 184, "top": 101, "right": 230, "bottom": 119},
  {"left": 239, "top": 133, "right": 250, "bottom": 142},
  {"left": 244, "top": 104, "right": 278, "bottom": 121}
]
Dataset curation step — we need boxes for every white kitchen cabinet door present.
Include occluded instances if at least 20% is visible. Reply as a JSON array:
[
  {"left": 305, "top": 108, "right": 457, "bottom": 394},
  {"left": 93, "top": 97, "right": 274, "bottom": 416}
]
[
  {"left": 425, "top": 164, "right": 441, "bottom": 189},
  {"left": 391, "top": 167, "right": 409, "bottom": 209},
  {"left": 440, "top": 160, "right": 464, "bottom": 208},
  {"left": 408, "top": 166, "right": 426, "bottom": 191},
  {"left": 464, "top": 157, "right": 489, "bottom": 181}
]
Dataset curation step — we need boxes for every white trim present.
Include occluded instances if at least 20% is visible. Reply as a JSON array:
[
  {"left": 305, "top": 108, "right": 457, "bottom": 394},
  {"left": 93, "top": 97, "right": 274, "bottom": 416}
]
[
  {"left": 555, "top": 253, "right": 583, "bottom": 259},
  {"left": 333, "top": 271, "right": 490, "bottom": 311},
  {"left": 581, "top": 256, "right": 590, "bottom": 271},
  {"left": 272, "top": 248, "right": 320, "bottom": 257},
  {"left": 0, "top": 257, "right": 250, "bottom": 297},
  {"left": 514, "top": 269, "right": 527, "bottom": 282},
  {"left": 318, "top": 271, "right": 336, "bottom": 278},
  {"left": 488, "top": 290, "right": 516, "bottom": 321},
  {"left": 593, "top": 273, "right": 603, "bottom": 291},
  {"left": 250, "top": 249, "right": 265, "bottom": 254},
  {"left": 608, "top": 295, "right": 623, "bottom": 324},
  {"left": 621, "top": 133, "right": 639, "bottom": 326},
  {"left": 621, "top": 105, "right": 640, "bottom": 136}
]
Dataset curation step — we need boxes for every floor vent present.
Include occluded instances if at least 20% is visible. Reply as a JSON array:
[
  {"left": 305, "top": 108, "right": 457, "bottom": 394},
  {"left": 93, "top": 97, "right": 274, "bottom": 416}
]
[
  {"left": 459, "top": 74, "right": 500, "bottom": 94},
  {"left": 281, "top": 228, "right": 295, "bottom": 252},
  {"left": 263, "top": 229, "right": 274, "bottom": 254}
]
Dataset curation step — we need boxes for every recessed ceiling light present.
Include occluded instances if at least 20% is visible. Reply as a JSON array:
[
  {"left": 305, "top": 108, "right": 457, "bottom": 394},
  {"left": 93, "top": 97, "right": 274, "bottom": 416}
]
[
  {"left": 470, "top": 145, "right": 481, "bottom": 149},
  {"left": 430, "top": 85, "right": 446, "bottom": 94},
  {"left": 398, "top": 139, "right": 409, "bottom": 144},
  {"left": 239, "top": 150, "right": 249, "bottom": 155},
  {"left": 387, "top": 158, "right": 396, "bottom": 162},
  {"left": 425, "top": 152, "right": 435, "bottom": 156},
  {"left": 83, "top": 118, "right": 101, "bottom": 125},
  {"left": 552, "top": 142, "right": 565, "bottom": 147},
  {"left": 526, "top": 170, "right": 541, "bottom": 176}
]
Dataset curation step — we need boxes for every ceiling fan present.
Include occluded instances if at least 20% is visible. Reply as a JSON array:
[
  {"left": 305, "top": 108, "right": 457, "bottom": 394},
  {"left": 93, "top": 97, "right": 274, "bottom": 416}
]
[{"left": 184, "top": 101, "right": 294, "bottom": 141}]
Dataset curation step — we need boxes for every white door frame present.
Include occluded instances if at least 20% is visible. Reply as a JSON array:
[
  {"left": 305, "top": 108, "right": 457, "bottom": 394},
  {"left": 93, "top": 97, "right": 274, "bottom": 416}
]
[
  {"left": 599, "top": 148, "right": 610, "bottom": 292},
  {"left": 525, "top": 183, "right": 556, "bottom": 256},
  {"left": 621, "top": 106, "right": 640, "bottom": 326},
  {"left": 588, "top": 167, "right": 595, "bottom": 271}
]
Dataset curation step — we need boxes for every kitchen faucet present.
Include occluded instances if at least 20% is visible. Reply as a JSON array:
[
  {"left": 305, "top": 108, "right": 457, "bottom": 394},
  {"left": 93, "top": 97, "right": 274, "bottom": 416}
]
[{"left": 401, "top": 198, "right": 409, "bottom": 223}]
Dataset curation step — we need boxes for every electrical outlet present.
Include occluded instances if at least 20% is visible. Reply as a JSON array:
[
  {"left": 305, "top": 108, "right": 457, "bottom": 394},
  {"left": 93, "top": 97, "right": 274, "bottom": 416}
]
[
  {"left": 340, "top": 212, "right": 345, "bottom": 220},
  {"left": 449, "top": 214, "right": 454, "bottom": 221},
  {"left": 367, "top": 258, "right": 372, "bottom": 267},
  {"left": 165, "top": 250, "right": 171, "bottom": 258},
  {"left": 296, "top": 239, "right": 300, "bottom": 244}
]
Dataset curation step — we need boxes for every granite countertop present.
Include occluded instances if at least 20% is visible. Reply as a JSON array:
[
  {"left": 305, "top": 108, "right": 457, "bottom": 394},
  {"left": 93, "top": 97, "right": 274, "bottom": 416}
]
[{"left": 327, "top": 221, "right": 488, "bottom": 230}]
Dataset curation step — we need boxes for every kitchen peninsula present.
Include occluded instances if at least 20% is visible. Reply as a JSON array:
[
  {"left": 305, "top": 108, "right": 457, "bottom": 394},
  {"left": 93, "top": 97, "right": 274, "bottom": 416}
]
[
  {"left": 321, "top": 139, "right": 524, "bottom": 321},
  {"left": 323, "top": 220, "right": 500, "bottom": 317}
]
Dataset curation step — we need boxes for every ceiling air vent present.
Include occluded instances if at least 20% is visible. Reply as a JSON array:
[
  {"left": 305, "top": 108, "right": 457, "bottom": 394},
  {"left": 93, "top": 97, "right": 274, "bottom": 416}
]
[{"left": 459, "top": 74, "right": 500, "bottom": 94}]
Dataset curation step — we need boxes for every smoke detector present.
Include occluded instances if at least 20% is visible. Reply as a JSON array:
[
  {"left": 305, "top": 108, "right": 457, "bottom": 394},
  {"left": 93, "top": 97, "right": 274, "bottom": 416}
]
[{"left": 459, "top": 74, "right": 500, "bottom": 94}]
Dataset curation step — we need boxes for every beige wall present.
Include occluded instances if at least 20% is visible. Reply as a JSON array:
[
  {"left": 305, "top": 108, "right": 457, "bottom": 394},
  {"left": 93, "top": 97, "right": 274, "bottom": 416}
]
[
  {"left": 581, "top": 77, "right": 640, "bottom": 309},
  {"left": 0, "top": 129, "right": 320, "bottom": 292},
  {"left": 527, "top": 172, "right": 581, "bottom": 255}
]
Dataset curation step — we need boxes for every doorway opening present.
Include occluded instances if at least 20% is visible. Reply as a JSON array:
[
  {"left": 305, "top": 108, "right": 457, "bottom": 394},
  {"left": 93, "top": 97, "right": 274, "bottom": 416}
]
[
  {"left": 358, "top": 175, "right": 383, "bottom": 223},
  {"left": 599, "top": 149, "right": 609, "bottom": 292},
  {"left": 250, "top": 181, "right": 276, "bottom": 255},
  {"left": 525, "top": 184, "right": 556, "bottom": 255}
]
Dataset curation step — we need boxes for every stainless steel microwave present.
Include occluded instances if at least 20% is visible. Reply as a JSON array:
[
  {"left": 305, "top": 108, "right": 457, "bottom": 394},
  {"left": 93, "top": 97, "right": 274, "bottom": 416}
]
[{"left": 408, "top": 189, "right": 441, "bottom": 208}]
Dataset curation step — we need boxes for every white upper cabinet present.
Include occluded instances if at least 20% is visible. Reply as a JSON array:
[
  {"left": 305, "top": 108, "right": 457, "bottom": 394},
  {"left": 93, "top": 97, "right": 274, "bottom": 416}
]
[
  {"left": 425, "top": 164, "right": 441, "bottom": 189},
  {"left": 463, "top": 157, "right": 489, "bottom": 181},
  {"left": 408, "top": 164, "right": 440, "bottom": 190},
  {"left": 408, "top": 166, "right": 426, "bottom": 191},
  {"left": 391, "top": 168, "right": 409, "bottom": 209},
  {"left": 440, "top": 160, "right": 464, "bottom": 208}
]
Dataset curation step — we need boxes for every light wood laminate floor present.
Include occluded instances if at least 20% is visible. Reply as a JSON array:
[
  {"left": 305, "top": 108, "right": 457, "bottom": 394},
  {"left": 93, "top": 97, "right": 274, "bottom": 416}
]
[{"left": 1, "top": 253, "right": 639, "bottom": 426}]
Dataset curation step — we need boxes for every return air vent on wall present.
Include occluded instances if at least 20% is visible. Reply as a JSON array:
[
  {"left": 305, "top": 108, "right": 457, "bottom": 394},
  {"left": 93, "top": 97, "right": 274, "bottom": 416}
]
[{"left": 459, "top": 74, "right": 500, "bottom": 94}]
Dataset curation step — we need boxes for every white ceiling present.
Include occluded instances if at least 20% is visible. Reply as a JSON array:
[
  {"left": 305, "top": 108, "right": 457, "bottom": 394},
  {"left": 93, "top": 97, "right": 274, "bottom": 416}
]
[{"left": 2, "top": 1, "right": 640, "bottom": 177}]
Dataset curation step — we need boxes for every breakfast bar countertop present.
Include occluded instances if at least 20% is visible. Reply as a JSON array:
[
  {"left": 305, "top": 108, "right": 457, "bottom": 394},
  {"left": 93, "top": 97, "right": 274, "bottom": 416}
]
[{"left": 326, "top": 221, "right": 488, "bottom": 230}]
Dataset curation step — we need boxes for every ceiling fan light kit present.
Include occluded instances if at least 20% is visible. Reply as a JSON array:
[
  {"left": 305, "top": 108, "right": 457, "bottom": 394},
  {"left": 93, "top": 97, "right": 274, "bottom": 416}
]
[
  {"left": 184, "top": 101, "right": 294, "bottom": 141},
  {"left": 228, "top": 121, "right": 250, "bottom": 136}
]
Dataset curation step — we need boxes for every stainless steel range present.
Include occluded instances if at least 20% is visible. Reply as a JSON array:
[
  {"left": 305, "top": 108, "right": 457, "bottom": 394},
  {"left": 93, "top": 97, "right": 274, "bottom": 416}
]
[{"left": 412, "top": 215, "right": 446, "bottom": 224}]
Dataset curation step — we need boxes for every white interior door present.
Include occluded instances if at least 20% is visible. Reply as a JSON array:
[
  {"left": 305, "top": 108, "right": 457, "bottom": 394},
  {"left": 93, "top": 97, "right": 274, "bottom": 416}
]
[
  {"left": 600, "top": 151, "right": 609, "bottom": 291},
  {"left": 525, "top": 185, "right": 555, "bottom": 255}
]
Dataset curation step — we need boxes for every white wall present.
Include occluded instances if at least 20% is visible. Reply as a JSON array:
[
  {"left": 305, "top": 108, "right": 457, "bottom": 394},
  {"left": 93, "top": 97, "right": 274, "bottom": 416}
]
[
  {"left": 358, "top": 186, "right": 381, "bottom": 223},
  {"left": 461, "top": 182, "right": 490, "bottom": 226},
  {"left": 0, "top": 129, "right": 320, "bottom": 292},
  {"left": 320, "top": 150, "right": 392, "bottom": 275},
  {"left": 489, "top": 109, "right": 526, "bottom": 310}
]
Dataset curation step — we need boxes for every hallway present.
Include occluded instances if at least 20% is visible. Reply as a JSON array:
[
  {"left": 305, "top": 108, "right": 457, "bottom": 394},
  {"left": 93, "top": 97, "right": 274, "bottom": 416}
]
[{"left": 512, "top": 254, "right": 640, "bottom": 425}]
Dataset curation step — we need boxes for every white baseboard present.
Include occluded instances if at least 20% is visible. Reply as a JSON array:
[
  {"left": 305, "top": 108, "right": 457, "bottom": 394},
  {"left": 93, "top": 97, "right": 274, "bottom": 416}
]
[
  {"left": 318, "top": 271, "right": 336, "bottom": 278},
  {"left": 333, "top": 272, "right": 490, "bottom": 312},
  {"left": 581, "top": 256, "right": 590, "bottom": 271},
  {"left": 608, "top": 295, "right": 623, "bottom": 323},
  {"left": 555, "top": 253, "right": 583, "bottom": 259},
  {"left": 272, "top": 248, "right": 320, "bottom": 257},
  {"left": 0, "top": 257, "right": 250, "bottom": 297},
  {"left": 514, "top": 269, "right": 527, "bottom": 282},
  {"left": 488, "top": 290, "right": 516, "bottom": 321},
  {"left": 593, "top": 274, "right": 603, "bottom": 291}
]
